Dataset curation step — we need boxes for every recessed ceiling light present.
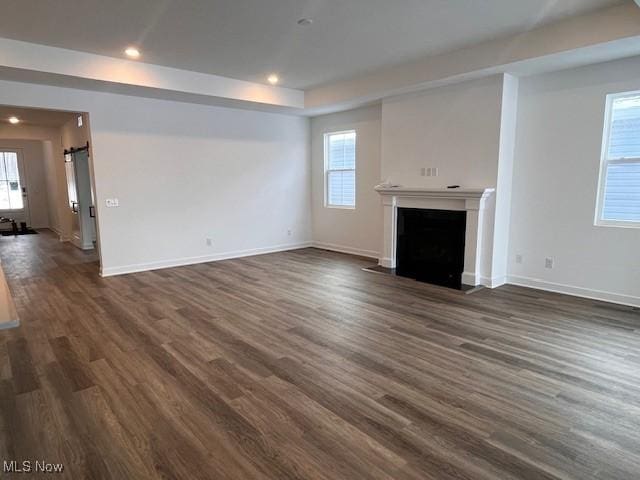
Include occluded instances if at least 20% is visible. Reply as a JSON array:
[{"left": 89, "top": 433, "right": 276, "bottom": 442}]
[
  {"left": 124, "top": 47, "right": 141, "bottom": 59},
  {"left": 297, "top": 18, "right": 313, "bottom": 26},
  {"left": 8, "top": 116, "right": 19, "bottom": 124},
  {"left": 267, "top": 74, "right": 279, "bottom": 85}
]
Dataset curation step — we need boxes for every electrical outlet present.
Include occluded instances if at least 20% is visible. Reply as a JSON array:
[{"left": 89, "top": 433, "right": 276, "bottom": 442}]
[
  {"left": 515, "top": 254, "right": 523, "bottom": 264},
  {"left": 206, "top": 238, "right": 213, "bottom": 247},
  {"left": 545, "top": 257, "right": 554, "bottom": 269}
]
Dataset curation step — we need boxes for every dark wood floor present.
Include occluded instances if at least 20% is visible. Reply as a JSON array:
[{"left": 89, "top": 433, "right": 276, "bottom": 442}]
[{"left": 1, "top": 230, "right": 639, "bottom": 479}]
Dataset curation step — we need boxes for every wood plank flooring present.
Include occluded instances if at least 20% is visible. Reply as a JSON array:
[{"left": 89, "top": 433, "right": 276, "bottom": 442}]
[{"left": 0, "top": 230, "right": 639, "bottom": 479}]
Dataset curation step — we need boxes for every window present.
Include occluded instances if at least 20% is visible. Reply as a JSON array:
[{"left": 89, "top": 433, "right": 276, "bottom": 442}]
[
  {"left": 596, "top": 91, "right": 640, "bottom": 227},
  {"left": 0, "top": 151, "right": 23, "bottom": 211},
  {"left": 324, "top": 131, "right": 356, "bottom": 208}
]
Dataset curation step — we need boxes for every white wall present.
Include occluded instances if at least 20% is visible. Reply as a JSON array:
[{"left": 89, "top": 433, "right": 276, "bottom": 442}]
[
  {"left": 311, "top": 105, "right": 382, "bottom": 258},
  {"left": 0, "top": 80, "right": 311, "bottom": 275},
  {"left": 0, "top": 139, "right": 49, "bottom": 228},
  {"left": 491, "top": 74, "right": 519, "bottom": 285},
  {"left": 381, "top": 75, "right": 504, "bottom": 188},
  {"left": 42, "top": 141, "right": 61, "bottom": 233},
  {"left": 509, "top": 56, "right": 640, "bottom": 306}
]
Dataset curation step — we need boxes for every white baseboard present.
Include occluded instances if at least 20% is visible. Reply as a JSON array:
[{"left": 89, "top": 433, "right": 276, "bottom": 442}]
[
  {"left": 462, "top": 272, "right": 478, "bottom": 287},
  {"left": 483, "top": 275, "right": 508, "bottom": 289},
  {"left": 379, "top": 257, "right": 394, "bottom": 268},
  {"left": 100, "top": 241, "right": 313, "bottom": 277},
  {"left": 311, "top": 242, "right": 379, "bottom": 260},
  {"left": 507, "top": 275, "right": 640, "bottom": 308}
]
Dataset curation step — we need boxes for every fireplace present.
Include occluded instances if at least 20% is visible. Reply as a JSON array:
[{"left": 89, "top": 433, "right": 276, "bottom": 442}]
[
  {"left": 396, "top": 208, "right": 466, "bottom": 289},
  {"left": 375, "top": 186, "right": 495, "bottom": 287}
]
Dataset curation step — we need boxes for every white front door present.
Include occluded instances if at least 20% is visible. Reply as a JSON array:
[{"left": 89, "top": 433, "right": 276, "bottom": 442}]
[{"left": 0, "top": 149, "right": 30, "bottom": 229}]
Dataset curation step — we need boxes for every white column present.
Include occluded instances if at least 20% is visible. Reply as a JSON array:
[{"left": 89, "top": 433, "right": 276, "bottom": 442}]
[
  {"left": 379, "top": 195, "right": 397, "bottom": 268},
  {"left": 462, "top": 197, "right": 487, "bottom": 286}
]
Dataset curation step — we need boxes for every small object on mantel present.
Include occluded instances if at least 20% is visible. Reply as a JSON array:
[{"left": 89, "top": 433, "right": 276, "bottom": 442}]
[
  {"left": 375, "top": 181, "right": 402, "bottom": 189},
  {"left": 447, "top": 185, "right": 461, "bottom": 189}
]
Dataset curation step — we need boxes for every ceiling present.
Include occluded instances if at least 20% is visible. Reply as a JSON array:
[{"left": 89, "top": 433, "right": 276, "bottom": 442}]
[
  {"left": 0, "top": 0, "right": 626, "bottom": 89},
  {"left": 0, "top": 106, "right": 78, "bottom": 127}
]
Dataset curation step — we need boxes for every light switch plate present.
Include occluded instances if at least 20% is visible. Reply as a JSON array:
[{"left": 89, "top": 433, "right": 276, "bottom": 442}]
[{"left": 105, "top": 198, "right": 119, "bottom": 208}]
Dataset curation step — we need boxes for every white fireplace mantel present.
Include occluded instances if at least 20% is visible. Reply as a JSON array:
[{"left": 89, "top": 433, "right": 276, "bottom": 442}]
[{"left": 375, "top": 186, "right": 496, "bottom": 287}]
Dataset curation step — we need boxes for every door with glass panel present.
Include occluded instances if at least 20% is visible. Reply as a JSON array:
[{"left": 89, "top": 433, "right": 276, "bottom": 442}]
[{"left": 0, "top": 150, "right": 29, "bottom": 229}]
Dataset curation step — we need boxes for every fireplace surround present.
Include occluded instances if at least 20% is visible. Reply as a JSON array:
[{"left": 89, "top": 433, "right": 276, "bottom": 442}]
[{"left": 375, "top": 186, "right": 495, "bottom": 287}]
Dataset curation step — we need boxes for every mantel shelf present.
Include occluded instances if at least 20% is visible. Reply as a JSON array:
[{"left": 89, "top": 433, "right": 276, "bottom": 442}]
[{"left": 374, "top": 186, "right": 495, "bottom": 200}]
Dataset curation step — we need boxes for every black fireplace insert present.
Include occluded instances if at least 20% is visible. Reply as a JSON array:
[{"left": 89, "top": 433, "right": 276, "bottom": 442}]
[{"left": 396, "top": 208, "right": 466, "bottom": 289}]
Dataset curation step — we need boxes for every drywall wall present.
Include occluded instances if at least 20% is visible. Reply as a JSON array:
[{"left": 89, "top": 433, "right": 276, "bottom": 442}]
[
  {"left": 490, "top": 74, "right": 519, "bottom": 286},
  {"left": 509, "top": 56, "right": 640, "bottom": 306},
  {"left": 0, "top": 139, "right": 49, "bottom": 228},
  {"left": 310, "top": 105, "right": 382, "bottom": 258},
  {"left": 0, "top": 79, "right": 311, "bottom": 275},
  {"left": 41, "top": 141, "right": 61, "bottom": 233},
  {"left": 61, "top": 113, "right": 90, "bottom": 150},
  {"left": 380, "top": 75, "right": 504, "bottom": 188}
]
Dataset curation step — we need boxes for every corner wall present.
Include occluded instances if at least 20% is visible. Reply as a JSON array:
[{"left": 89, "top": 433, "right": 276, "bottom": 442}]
[
  {"left": 310, "top": 105, "right": 382, "bottom": 258},
  {"left": 508, "top": 56, "right": 640, "bottom": 306}
]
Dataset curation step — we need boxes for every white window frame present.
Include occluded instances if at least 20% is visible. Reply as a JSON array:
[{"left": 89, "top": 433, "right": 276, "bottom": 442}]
[
  {"left": 324, "top": 130, "right": 356, "bottom": 209},
  {"left": 594, "top": 90, "right": 640, "bottom": 228}
]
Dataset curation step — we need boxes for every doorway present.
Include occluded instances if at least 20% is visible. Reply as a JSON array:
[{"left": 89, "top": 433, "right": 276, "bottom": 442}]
[
  {"left": 0, "top": 105, "right": 100, "bottom": 274},
  {"left": 0, "top": 149, "right": 31, "bottom": 231},
  {"left": 65, "top": 146, "right": 96, "bottom": 250}
]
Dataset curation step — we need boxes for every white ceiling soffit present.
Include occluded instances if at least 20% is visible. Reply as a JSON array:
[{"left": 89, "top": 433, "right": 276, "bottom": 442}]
[
  {"left": 304, "top": 2, "right": 640, "bottom": 114},
  {"left": 0, "top": 3, "right": 639, "bottom": 115},
  {"left": 0, "top": 37, "right": 305, "bottom": 113}
]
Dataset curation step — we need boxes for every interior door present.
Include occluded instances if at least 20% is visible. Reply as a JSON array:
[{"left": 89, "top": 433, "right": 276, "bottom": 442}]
[
  {"left": 0, "top": 149, "right": 30, "bottom": 229},
  {"left": 69, "top": 150, "right": 95, "bottom": 250}
]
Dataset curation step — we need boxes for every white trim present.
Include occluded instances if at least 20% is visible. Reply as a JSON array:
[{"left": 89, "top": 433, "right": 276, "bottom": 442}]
[
  {"left": 462, "top": 273, "right": 506, "bottom": 288},
  {"left": 324, "top": 130, "right": 356, "bottom": 208},
  {"left": 311, "top": 242, "right": 379, "bottom": 260},
  {"left": 376, "top": 187, "right": 495, "bottom": 284},
  {"left": 507, "top": 275, "right": 640, "bottom": 308},
  {"left": 100, "top": 241, "right": 313, "bottom": 277},
  {"left": 484, "top": 275, "right": 508, "bottom": 288},
  {"left": 594, "top": 90, "right": 640, "bottom": 228},
  {"left": 375, "top": 186, "right": 495, "bottom": 200},
  {"left": 379, "top": 257, "right": 394, "bottom": 268}
]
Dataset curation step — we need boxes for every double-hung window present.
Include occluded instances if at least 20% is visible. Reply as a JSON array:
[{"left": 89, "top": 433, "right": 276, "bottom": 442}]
[
  {"left": 324, "top": 131, "right": 356, "bottom": 208},
  {"left": 596, "top": 91, "right": 640, "bottom": 227},
  {"left": 0, "top": 151, "right": 23, "bottom": 211}
]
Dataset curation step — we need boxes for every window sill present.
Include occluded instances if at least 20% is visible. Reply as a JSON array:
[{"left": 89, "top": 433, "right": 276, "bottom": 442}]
[
  {"left": 594, "top": 220, "right": 640, "bottom": 229},
  {"left": 325, "top": 205, "right": 356, "bottom": 210}
]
